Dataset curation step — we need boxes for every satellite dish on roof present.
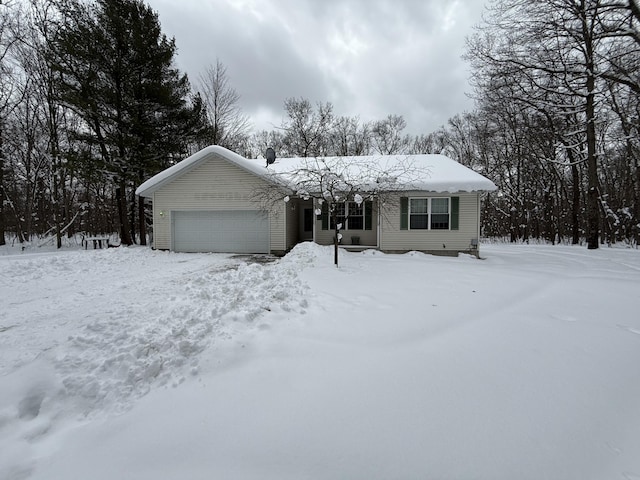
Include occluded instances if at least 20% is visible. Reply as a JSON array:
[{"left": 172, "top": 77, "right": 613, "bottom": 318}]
[{"left": 265, "top": 147, "right": 276, "bottom": 166}]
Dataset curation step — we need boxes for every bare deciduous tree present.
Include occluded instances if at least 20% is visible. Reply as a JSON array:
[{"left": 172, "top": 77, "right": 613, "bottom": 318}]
[
  {"left": 198, "top": 59, "right": 250, "bottom": 152},
  {"left": 0, "top": 0, "right": 22, "bottom": 245},
  {"left": 465, "top": 0, "right": 635, "bottom": 249},
  {"left": 371, "top": 114, "right": 411, "bottom": 155},
  {"left": 281, "top": 97, "right": 334, "bottom": 157},
  {"left": 249, "top": 129, "right": 286, "bottom": 160},
  {"left": 255, "top": 156, "right": 425, "bottom": 266},
  {"left": 328, "top": 115, "right": 372, "bottom": 156}
]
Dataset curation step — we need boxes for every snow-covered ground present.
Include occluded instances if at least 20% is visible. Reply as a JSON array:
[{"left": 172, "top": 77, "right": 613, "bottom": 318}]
[{"left": 1, "top": 242, "right": 639, "bottom": 480}]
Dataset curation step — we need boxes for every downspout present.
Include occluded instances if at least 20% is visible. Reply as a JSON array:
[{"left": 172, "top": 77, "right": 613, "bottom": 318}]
[
  {"left": 151, "top": 193, "right": 156, "bottom": 250},
  {"left": 282, "top": 198, "right": 287, "bottom": 253},
  {"left": 377, "top": 197, "right": 381, "bottom": 250},
  {"left": 477, "top": 192, "right": 481, "bottom": 258}
]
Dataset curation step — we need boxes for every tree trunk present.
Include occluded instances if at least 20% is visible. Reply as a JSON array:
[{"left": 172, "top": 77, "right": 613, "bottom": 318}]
[
  {"left": 586, "top": 110, "right": 599, "bottom": 249},
  {"left": 48, "top": 96, "right": 63, "bottom": 248},
  {"left": 64, "top": 177, "right": 73, "bottom": 238},
  {"left": 636, "top": 155, "right": 640, "bottom": 246},
  {"left": 582, "top": 1, "right": 599, "bottom": 249},
  {"left": 52, "top": 155, "right": 62, "bottom": 249},
  {"left": 138, "top": 193, "right": 147, "bottom": 246},
  {"left": 544, "top": 189, "right": 555, "bottom": 244},
  {"left": 0, "top": 123, "right": 5, "bottom": 246},
  {"left": 129, "top": 188, "right": 137, "bottom": 244},
  {"left": 116, "top": 182, "right": 133, "bottom": 245},
  {"left": 570, "top": 158, "right": 581, "bottom": 245}
]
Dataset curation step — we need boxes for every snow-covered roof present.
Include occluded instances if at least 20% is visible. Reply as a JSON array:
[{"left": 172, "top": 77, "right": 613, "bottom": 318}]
[
  {"left": 136, "top": 146, "right": 497, "bottom": 197},
  {"left": 136, "top": 145, "right": 281, "bottom": 197},
  {"left": 267, "top": 154, "right": 497, "bottom": 193}
]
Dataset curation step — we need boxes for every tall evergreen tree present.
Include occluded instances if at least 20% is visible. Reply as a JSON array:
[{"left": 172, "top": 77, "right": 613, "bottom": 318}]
[{"left": 48, "top": 0, "right": 203, "bottom": 245}]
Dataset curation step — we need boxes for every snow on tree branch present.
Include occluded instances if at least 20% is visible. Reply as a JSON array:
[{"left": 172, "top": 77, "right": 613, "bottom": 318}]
[{"left": 251, "top": 155, "right": 429, "bottom": 266}]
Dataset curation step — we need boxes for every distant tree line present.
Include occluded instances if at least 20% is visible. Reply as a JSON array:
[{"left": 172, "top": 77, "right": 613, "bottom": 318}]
[
  {"left": 0, "top": 0, "right": 638, "bottom": 248},
  {"left": 0, "top": 0, "right": 204, "bottom": 247},
  {"left": 463, "top": 0, "right": 640, "bottom": 248}
]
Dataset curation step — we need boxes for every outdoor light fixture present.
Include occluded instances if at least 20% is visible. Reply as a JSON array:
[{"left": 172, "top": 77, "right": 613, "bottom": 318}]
[{"left": 159, "top": 211, "right": 164, "bottom": 217}]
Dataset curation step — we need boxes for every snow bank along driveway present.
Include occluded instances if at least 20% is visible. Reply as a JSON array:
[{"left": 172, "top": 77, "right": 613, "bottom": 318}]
[
  {"left": 0, "top": 247, "right": 307, "bottom": 478},
  {"left": 1, "top": 243, "right": 640, "bottom": 480}
]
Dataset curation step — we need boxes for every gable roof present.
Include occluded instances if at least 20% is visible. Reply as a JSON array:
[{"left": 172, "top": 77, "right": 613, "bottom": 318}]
[
  {"left": 136, "top": 146, "right": 274, "bottom": 197},
  {"left": 135, "top": 146, "right": 497, "bottom": 198}
]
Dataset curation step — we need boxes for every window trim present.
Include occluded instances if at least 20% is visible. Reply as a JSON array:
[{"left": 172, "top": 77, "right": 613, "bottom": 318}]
[
  {"left": 330, "top": 201, "right": 365, "bottom": 231},
  {"left": 429, "top": 197, "right": 450, "bottom": 230},
  {"left": 408, "top": 197, "right": 451, "bottom": 231},
  {"left": 347, "top": 201, "right": 364, "bottom": 230}
]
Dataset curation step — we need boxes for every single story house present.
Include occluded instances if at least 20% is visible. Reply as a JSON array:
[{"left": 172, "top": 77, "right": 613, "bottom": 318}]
[{"left": 135, "top": 145, "right": 497, "bottom": 256}]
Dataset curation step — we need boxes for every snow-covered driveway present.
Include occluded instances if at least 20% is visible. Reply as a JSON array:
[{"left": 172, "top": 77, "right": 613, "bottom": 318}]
[
  {"left": 0, "top": 247, "right": 307, "bottom": 479},
  {"left": 2, "top": 248, "right": 231, "bottom": 379},
  {"left": 1, "top": 248, "right": 303, "bottom": 408},
  {"left": 1, "top": 243, "right": 640, "bottom": 480}
]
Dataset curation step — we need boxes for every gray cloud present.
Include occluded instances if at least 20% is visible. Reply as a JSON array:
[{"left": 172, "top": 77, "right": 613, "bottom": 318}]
[{"left": 147, "top": 0, "right": 487, "bottom": 135}]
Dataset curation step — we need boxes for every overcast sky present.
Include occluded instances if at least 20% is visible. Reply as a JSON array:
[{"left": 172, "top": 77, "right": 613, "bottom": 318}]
[{"left": 145, "top": 0, "right": 489, "bottom": 136}]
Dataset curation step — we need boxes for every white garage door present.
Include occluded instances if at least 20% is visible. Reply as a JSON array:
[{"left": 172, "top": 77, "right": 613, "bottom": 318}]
[{"left": 172, "top": 210, "right": 269, "bottom": 253}]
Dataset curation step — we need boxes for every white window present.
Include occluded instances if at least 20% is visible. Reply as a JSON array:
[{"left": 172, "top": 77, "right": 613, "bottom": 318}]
[
  {"left": 430, "top": 198, "right": 450, "bottom": 230},
  {"left": 348, "top": 202, "right": 364, "bottom": 230},
  {"left": 409, "top": 198, "right": 450, "bottom": 230},
  {"left": 330, "top": 201, "right": 365, "bottom": 230},
  {"left": 409, "top": 198, "right": 429, "bottom": 229}
]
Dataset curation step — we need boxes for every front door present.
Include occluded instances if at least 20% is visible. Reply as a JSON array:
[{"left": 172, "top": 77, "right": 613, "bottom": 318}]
[{"left": 302, "top": 208, "right": 314, "bottom": 240}]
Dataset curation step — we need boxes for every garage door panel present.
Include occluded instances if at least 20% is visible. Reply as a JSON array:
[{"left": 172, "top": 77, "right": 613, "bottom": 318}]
[{"left": 172, "top": 210, "right": 269, "bottom": 253}]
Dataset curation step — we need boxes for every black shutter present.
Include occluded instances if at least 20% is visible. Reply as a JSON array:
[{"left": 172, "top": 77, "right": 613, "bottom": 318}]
[
  {"left": 321, "top": 203, "right": 329, "bottom": 230},
  {"left": 400, "top": 197, "right": 408, "bottom": 230},
  {"left": 451, "top": 197, "right": 459, "bottom": 230},
  {"left": 365, "top": 201, "right": 373, "bottom": 230}
]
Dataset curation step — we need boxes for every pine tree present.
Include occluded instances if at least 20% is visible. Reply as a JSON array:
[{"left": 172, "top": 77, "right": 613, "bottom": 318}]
[{"left": 48, "top": 0, "right": 204, "bottom": 245}]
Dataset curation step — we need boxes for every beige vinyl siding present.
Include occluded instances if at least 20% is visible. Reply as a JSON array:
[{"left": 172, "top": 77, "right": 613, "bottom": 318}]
[
  {"left": 151, "top": 152, "right": 285, "bottom": 252},
  {"left": 314, "top": 227, "right": 335, "bottom": 246},
  {"left": 380, "top": 192, "right": 479, "bottom": 252}
]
